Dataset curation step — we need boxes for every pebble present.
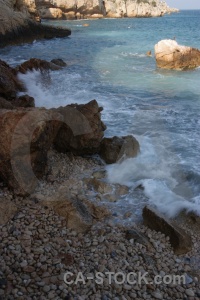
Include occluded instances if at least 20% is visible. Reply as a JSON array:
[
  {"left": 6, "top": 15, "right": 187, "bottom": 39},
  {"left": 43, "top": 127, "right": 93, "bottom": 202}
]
[
  {"left": 185, "top": 289, "right": 195, "bottom": 297},
  {"left": 0, "top": 150, "right": 199, "bottom": 300}
]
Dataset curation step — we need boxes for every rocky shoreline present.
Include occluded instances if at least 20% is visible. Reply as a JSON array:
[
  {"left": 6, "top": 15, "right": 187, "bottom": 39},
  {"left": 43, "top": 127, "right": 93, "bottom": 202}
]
[
  {"left": 0, "top": 0, "right": 71, "bottom": 48},
  {"left": 0, "top": 53, "right": 200, "bottom": 299}
]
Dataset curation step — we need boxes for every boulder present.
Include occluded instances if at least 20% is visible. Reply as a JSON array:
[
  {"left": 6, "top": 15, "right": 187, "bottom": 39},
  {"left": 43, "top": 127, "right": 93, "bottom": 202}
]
[
  {"left": 0, "top": 59, "right": 24, "bottom": 100},
  {"left": 142, "top": 206, "right": 192, "bottom": 254},
  {"left": 155, "top": 39, "right": 200, "bottom": 70},
  {"left": 99, "top": 135, "right": 140, "bottom": 164},
  {"left": 54, "top": 100, "right": 106, "bottom": 155},
  {"left": 41, "top": 187, "right": 109, "bottom": 232},
  {"left": 0, "top": 100, "right": 106, "bottom": 194},
  {"left": 17, "top": 58, "right": 62, "bottom": 74}
]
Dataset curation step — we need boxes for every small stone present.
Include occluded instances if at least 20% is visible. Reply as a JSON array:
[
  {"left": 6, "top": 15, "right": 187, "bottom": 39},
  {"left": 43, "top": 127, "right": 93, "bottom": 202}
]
[
  {"left": 152, "top": 291, "right": 163, "bottom": 299},
  {"left": 185, "top": 289, "right": 195, "bottom": 297},
  {"left": 43, "top": 285, "right": 50, "bottom": 293}
]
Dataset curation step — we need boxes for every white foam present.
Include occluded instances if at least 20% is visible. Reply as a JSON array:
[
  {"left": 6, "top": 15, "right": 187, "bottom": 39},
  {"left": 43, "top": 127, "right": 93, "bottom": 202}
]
[{"left": 106, "top": 135, "right": 200, "bottom": 218}]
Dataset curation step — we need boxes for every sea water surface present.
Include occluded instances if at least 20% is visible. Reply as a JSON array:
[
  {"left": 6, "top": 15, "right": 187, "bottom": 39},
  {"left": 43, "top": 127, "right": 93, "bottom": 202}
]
[{"left": 1, "top": 10, "right": 200, "bottom": 220}]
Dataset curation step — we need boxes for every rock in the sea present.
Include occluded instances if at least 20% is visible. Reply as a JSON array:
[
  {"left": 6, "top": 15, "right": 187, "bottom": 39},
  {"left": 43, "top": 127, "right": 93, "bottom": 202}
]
[
  {"left": 0, "top": 60, "right": 24, "bottom": 99},
  {"left": 51, "top": 58, "right": 67, "bottom": 67},
  {"left": 54, "top": 100, "right": 106, "bottom": 155},
  {"left": 0, "top": 197, "right": 18, "bottom": 225},
  {"left": 155, "top": 39, "right": 200, "bottom": 70},
  {"left": 99, "top": 135, "right": 140, "bottom": 164},
  {"left": 142, "top": 206, "right": 192, "bottom": 254},
  {"left": 17, "top": 58, "right": 62, "bottom": 73},
  {"left": 41, "top": 187, "right": 109, "bottom": 232}
]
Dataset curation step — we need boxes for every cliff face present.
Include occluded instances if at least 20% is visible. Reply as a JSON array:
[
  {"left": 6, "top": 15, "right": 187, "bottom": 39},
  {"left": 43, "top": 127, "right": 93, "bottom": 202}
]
[
  {"left": 34, "top": 0, "right": 179, "bottom": 19},
  {"left": 0, "top": 0, "right": 71, "bottom": 47}
]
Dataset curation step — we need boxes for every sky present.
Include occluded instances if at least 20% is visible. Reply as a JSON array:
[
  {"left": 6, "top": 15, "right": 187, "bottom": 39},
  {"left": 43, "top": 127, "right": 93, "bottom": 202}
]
[{"left": 166, "top": 0, "right": 200, "bottom": 9}]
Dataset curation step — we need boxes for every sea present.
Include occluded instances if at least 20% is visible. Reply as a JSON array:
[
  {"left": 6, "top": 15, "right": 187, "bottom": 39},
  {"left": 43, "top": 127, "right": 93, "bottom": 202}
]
[{"left": 1, "top": 10, "right": 200, "bottom": 221}]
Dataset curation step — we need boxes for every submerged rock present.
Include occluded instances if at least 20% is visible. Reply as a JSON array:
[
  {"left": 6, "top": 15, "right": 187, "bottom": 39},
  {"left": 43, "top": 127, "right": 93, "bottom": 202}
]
[
  {"left": 100, "top": 135, "right": 140, "bottom": 164},
  {"left": 155, "top": 39, "right": 200, "bottom": 70},
  {"left": 51, "top": 58, "right": 67, "bottom": 67},
  {"left": 143, "top": 206, "right": 192, "bottom": 254}
]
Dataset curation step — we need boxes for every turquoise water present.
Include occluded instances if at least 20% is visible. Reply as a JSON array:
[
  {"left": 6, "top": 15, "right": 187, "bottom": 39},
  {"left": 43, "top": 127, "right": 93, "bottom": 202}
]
[{"left": 1, "top": 10, "right": 200, "bottom": 219}]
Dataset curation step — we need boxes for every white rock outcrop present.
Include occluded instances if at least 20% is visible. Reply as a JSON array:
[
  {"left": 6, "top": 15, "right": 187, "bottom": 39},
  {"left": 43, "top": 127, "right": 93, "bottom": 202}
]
[
  {"left": 155, "top": 39, "right": 200, "bottom": 70},
  {"left": 34, "top": 0, "right": 179, "bottom": 19}
]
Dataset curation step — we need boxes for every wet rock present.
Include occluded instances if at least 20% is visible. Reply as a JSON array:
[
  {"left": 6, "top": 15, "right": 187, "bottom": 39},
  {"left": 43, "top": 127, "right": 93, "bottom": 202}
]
[
  {"left": 146, "top": 50, "right": 152, "bottom": 56},
  {"left": 0, "top": 59, "right": 24, "bottom": 100},
  {"left": 155, "top": 39, "right": 200, "bottom": 70},
  {"left": 54, "top": 99, "right": 106, "bottom": 155},
  {"left": 143, "top": 206, "right": 192, "bottom": 254},
  {"left": 87, "top": 178, "right": 113, "bottom": 194},
  {"left": 99, "top": 135, "right": 140, "bottom": 164},
  {"left": 51, "top": 59, "right": 67, "bottom": 67},
  {"left": 17, "top": 58, "right": 62, "bottom": 74},
  {"left": 0, "top": 197, "right": 18, "bottom": 225}
]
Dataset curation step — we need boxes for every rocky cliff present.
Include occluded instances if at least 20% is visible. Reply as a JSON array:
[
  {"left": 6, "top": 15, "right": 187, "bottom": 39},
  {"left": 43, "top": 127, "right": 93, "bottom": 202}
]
[
  {"left": 0, "top": 0, "right": 71, "bottom": 47},
  {"left": 34, "top": 0, "right": 179, "bottom": 19}
]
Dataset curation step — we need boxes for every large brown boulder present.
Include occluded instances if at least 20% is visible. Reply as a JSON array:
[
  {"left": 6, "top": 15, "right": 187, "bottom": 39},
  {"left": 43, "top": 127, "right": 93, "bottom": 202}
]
[
  {"left": 143, "top": 206, "right": 192, "bottom": 254},
  {"left": 155, "top": 39, "right": 200, "bottom": 70},
  {"left": 0, "top": 100, "right": 106, "bottom": 194},
  {"left": 54, "top": 100, "right": 106, "bottom": 155},
  {"left": 99, "top": 135, "right": 140, "bottom": 164}
]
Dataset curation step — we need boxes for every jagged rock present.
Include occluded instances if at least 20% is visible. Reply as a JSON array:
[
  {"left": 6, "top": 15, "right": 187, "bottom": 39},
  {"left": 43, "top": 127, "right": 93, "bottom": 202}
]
[
  {"left": 0, "top": 197, "right": 18, "bottom": 225},
  {"left": 155, "top": 39, "right": 200, "bottom": 70},
  {"left": 146, "top": 50, "right": 152, "bottom": 56},
  {"left": 17, "top": 58, "right": 62, "bottom": 74},
  {"left": 100, "top": 135, "right": 140, "bottom": 164},
  {"left": 0, "top": 0, "right": 71, "bottom": 47},
  {"left": 142, "top": 206, "right": 192, "bottom": 254},
  {"left": 54, "top": 100, "right": 106, "bottom": 155},
  {"left": 0, "top": 60, "right": 24, "bottom": 100},
  {"left": 51, "top": 59, "right": 67, "bottom": 67},
  {"left": 41, "top": 187, "right": 109, "bottom": 232},
  {"left": 14, "top": 95, "right": 35, "bottom": 108}
]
